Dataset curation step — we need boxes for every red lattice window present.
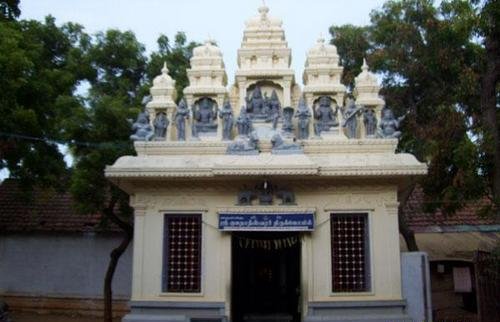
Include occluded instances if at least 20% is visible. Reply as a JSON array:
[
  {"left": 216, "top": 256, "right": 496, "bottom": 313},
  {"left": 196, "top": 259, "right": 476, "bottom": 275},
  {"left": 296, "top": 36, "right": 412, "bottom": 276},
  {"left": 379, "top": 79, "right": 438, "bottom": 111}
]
[
  {"left": 330, "top": 213, "right": 370, "bottom": 292},
  {"left": 162, "top": 214, "right": 202, "bottom": 293}
]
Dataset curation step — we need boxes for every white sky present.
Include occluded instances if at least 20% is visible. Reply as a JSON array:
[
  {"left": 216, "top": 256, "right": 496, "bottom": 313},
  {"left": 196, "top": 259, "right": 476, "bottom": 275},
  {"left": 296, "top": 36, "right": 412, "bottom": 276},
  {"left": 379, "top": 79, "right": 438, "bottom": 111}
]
[{"left": 20, "top": 0, "right": 387, "bottom": 84}]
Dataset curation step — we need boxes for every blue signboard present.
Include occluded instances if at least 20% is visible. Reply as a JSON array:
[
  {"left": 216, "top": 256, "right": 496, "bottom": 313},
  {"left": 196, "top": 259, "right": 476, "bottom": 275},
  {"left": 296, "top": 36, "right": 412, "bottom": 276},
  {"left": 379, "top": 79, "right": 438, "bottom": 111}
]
[{"left": 218, "top": 213, "right": 314, "bottom": 231}]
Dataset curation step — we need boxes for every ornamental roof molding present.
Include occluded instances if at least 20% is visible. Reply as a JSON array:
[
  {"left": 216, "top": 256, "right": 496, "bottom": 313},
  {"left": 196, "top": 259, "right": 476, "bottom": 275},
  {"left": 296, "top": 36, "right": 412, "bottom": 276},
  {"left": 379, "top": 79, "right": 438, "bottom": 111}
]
[
  {"left": 244, "top": 5, "right": 284, "bottom": 33},
  {"left": 192, "top": 39, "right": 223, "bottom": 59},
  {"left": 146, "top": 62, "right": 177, "bottom": 109},
  {"left": 354, "top": 59, "right": 385, "bottom": 107},
  {"left": 105, "top": 152, "right": 427, "bottom": 180},
  {"left": 305, "top": 36, "right": 340, "bottom": 67},
  {"left": 185, "top": 39, "right": 228, "bottom": 94},
  {"left": 303, "top": 36, "right": 345, "bottom": 93},
  {"left": 132, "top": 139, "right": 401, "bottom": 156},
  {"left": 237, "top": 5, "right": 292, "bottom": 75}
]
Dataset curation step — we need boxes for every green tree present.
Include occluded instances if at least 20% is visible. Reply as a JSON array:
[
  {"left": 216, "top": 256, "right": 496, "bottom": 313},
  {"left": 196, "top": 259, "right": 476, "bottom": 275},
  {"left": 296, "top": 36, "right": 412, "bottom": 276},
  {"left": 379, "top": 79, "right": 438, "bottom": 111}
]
[
  {"left": 146, "top": 32, "right": 199, "bottom": 101},
  {"left": 66, "top": 30, "right": 198, "bottom": 321},
  {"left": 329, "top": 0, "right": 498, "bottom": 250},
  {"left": 0, "top": 0, "right": 20, "bottom": 21},
  {"left": 477, "top": 0, "right": 500, "bottom": 219},
  {"left": 68, "top": 29, "right": 146, "bottom": 322},
  {"left": 0, "top": 16, "right": 93, "bottom": 190},
  {"left": 329, "top": 25, "right": 371, "bottom": 90}
]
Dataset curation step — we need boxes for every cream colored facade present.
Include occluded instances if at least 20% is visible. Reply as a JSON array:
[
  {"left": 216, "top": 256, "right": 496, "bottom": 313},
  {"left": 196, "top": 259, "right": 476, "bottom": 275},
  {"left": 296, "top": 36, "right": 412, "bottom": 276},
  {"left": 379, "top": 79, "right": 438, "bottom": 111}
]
[
  {"left": 107, "top": 5, "right": 426, "bottom": 322},
  {"left": 125, "top": 179, "right": 402, "bottom": 304}
]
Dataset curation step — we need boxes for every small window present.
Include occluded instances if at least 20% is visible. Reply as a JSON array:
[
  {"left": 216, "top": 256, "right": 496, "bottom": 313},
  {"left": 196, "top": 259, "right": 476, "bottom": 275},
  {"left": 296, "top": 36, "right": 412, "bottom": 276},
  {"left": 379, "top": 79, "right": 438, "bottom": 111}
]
[
  {"left": 162, "top": 214, "right": 202, "bottom": 293},
  {"left": 330, "top": 213, "right": 370, "bottom": 292}
]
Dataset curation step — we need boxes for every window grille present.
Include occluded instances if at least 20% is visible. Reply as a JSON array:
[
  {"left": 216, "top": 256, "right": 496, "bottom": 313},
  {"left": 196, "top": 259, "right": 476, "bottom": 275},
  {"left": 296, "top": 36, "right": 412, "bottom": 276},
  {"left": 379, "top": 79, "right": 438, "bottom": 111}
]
[
  {"left": 162, "top": 214, "right": 202, "bottom": 293},
  {"left": 330, "top": 213, "right": 370, "bottom": 292}
]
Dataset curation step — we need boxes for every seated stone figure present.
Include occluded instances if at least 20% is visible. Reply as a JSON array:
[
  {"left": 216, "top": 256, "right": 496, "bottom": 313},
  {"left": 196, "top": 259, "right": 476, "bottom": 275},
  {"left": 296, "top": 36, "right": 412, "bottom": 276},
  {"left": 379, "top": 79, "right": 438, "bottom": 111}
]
[
  {"left": 245, "top": 85, "right": 265, "bottom": 117},
  {"left": 130, "top": 111, "right": 154, "bottom": 141},
  {"left": 226, "top": 131, "right": 259, "bottom": 155},
  {"left": 314, "top": 96, "right": 339, "bottom": 136},
  {"left": 270, "top": 133, "right": 303, "bottom": 154},
  {"left": 378, "top": 107, "right": 405, "bottom": 138},
  {"left": 193, "top": 97, "right": 218, "bottom": 133}
]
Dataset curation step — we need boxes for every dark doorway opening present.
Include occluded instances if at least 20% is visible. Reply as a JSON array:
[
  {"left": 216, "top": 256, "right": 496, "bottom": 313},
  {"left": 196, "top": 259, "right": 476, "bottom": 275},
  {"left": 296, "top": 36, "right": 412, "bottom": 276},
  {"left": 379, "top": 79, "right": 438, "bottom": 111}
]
[{"left": 231, "top": 232, "right": 301, "bottom": 322}]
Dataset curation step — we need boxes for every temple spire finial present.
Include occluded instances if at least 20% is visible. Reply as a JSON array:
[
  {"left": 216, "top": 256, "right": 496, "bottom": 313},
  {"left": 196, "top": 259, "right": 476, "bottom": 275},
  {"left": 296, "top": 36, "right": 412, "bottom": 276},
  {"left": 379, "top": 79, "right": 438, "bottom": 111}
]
[
  {"left": 317, "top": 32, "right": 325, "bottom": 44},
  {"left": 161, "top": 61, "right": 169, "bottom": 74},
  {"left": 362, "top": 58, "right": 368, "bottom": 71},
  {"left": 258, "top": 0, "right": 269, "bottom": 18}
]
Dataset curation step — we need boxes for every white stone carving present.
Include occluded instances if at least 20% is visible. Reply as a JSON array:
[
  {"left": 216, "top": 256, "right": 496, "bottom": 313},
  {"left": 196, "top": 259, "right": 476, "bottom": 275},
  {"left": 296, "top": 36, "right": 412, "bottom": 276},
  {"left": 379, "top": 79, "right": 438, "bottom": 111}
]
[
  {"left": 354, "top": 59, "right": 385, "bottom": 109},
  {"left": 146, "top": 62, "right": 177, "bottom": 141},
  {"left": 302, "top": 36, "right": 346, "bottom": 103},
  {"left": 231, "top": 4, "right": 296, "bottom": 108}
]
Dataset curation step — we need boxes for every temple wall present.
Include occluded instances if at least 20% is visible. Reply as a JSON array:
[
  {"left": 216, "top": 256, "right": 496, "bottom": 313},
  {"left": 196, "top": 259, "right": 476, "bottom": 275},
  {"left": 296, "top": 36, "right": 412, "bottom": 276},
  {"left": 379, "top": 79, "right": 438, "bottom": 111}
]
[{"left": 128, "top": 180, "right": 403, "bottom": 317}]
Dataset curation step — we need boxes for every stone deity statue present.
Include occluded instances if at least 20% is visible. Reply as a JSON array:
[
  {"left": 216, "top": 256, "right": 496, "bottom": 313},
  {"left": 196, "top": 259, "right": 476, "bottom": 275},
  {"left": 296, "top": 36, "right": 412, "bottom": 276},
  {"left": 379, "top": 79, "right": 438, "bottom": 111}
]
[
  {"left": 191, "top": 104, "right": 199, "bottom": 140},
  {"left": 153, "top": 112, "right": 169, "bottom": 140},
  {"left": 236, "top": 107, "right": 252, "bottom": 136},
  {"left": 219, "top": 99, "right": 234, "bottom": 141},
  {"left": 130, "top": 111, "right": 154, "bottom": 141},
  {"left": 267, "top": 90, "right": 281, "bottom": 128},
  {"left": 226, "top": 130, "right": 259, "bottom": 155},
  {"left": 378, "top": 107, "right": 405, "bottom": 138},
  {"left": 363, "top": 108, "right": 378, "bottom": 138},
  {"left": 271, "top": 133, "right": 302, "bottom": 154},
  {"left": 262, "top": 92, "right": 271, "bottom": 116},
  {"left": 174, "top": 99, "right": 190, "bottom": 141},
  {"left": 193, "top": 97, "right": 217, "bottom": 133},
  {"left": 281, "top": 107, "right": 294, "bottom": 135},
  {"left": 314, "top": 96, "right": 339, "bottom": 136},
  {"left": 341, "top": 98, "right": 362, "bottom": 139},
  {"left": 246, "top": 85, "right": 264, "bottom": 116},
  {"left": 295, "top": 97, "right": 311, "bottom": 140}
]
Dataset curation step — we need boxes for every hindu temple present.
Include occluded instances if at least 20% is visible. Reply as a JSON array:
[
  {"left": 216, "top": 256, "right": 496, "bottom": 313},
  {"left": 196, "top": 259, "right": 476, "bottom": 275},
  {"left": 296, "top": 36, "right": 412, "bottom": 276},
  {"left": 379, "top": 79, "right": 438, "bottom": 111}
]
[{"left": 106, "top": 4, "right": 427, "bottom": 322}]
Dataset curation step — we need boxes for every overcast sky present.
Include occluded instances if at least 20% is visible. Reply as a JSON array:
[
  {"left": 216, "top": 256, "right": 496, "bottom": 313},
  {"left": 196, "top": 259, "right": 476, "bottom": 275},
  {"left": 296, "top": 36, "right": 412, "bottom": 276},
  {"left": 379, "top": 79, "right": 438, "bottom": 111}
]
[{"left": 20, "top": 0, "right": 387, "bottom": 82}]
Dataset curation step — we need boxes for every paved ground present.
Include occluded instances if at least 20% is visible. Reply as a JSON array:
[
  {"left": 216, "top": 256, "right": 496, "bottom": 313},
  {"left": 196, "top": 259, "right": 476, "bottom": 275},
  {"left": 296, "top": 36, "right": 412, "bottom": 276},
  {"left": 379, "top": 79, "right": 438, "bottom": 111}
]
[{"left": 11, "top": 312, "right": 121, "bottom": 322}]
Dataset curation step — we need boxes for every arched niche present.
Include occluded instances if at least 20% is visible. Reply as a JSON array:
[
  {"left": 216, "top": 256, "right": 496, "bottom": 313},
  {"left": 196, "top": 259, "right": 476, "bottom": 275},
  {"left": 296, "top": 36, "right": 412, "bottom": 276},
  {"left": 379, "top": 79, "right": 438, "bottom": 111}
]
[
  {"left": 312, "top": 95, "right": 338, "bottom": 108},
  {"left": 246, "top": 80, "right": 284, "bottom": 107},
  {"left": 193, "top": 97, "right": 218, "bottom": 133},
  {"left": 312, "top": 95, "right": 340, "bottom": 132}
]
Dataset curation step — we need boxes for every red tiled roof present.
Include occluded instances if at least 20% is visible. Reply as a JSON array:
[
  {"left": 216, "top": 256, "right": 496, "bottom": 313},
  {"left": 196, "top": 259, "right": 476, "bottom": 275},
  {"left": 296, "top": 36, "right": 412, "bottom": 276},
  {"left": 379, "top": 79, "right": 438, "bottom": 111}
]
[
  {"left": 404, "top": 186, "right": 495, "bottom": 232},
  {"left": 0, "top": 179, "right": 119, "bottom": 233}
]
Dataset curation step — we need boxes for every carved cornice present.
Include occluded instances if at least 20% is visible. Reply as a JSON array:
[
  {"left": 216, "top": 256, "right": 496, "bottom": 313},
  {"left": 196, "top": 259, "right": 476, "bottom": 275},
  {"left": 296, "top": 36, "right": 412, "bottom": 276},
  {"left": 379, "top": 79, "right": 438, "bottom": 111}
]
[
  {"left": 134, "top": 139, "right": 400, "bottom": 156},
  {"left": 134, "top": 141, "right": 228, "bottom": 156},
  {"left": 212, "top": 168, "right": 318, "bottom": 176},
  {"left": 106, "top": 152, "right": 427, "bottom": 179},
  {"left": 318, "top": 167, "right": 427, "bottom": 177}
]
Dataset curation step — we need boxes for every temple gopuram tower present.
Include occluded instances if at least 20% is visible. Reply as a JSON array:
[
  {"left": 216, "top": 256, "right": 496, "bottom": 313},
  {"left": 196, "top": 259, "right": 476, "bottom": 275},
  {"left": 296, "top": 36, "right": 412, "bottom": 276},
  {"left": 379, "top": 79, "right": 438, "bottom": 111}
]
[
  {"left": 230, "top": 5, "right": 300, "bottom": 110},
  {"left": 107, "top": 4, "right": 428, "bottom": 322}
]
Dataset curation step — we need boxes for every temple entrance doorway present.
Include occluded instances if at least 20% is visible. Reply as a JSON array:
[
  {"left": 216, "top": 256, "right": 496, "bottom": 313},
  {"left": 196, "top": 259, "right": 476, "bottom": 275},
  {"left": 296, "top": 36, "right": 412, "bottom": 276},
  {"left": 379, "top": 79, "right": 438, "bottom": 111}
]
[{"left": 231, "top": 232, "right": 301, "bottom": 322}]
